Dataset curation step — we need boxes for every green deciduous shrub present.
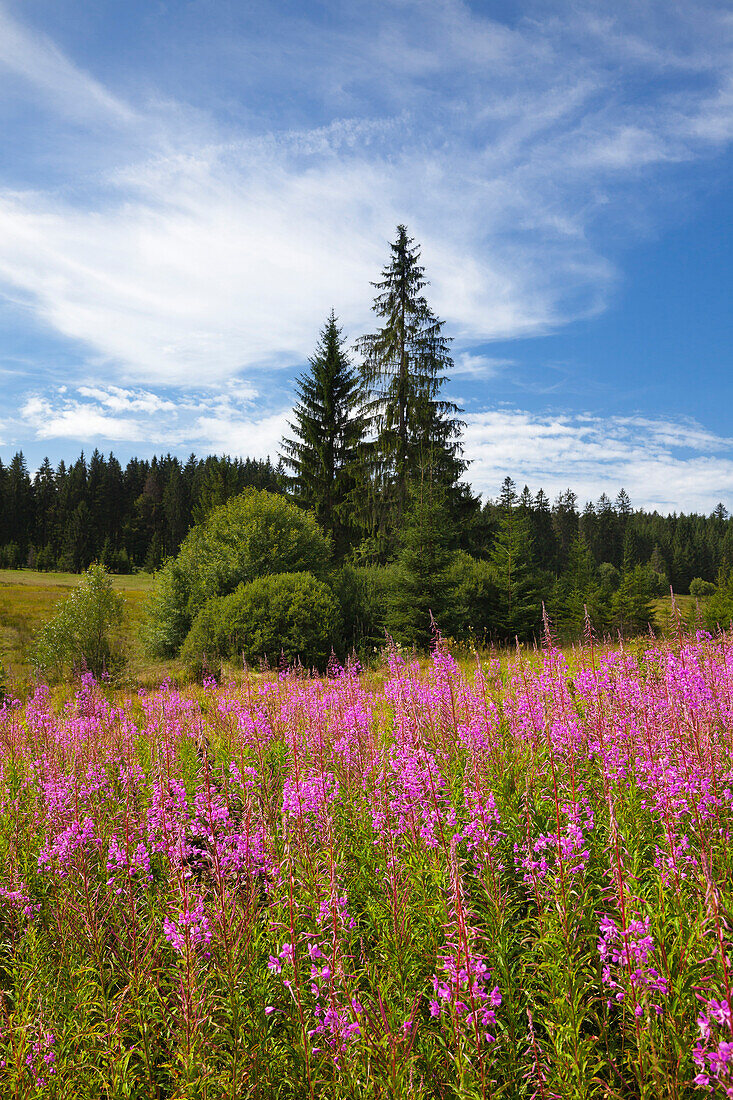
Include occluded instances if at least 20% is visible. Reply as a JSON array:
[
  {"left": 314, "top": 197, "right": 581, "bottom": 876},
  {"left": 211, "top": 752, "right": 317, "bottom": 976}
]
[
  {"left": 181, "top": 571, "right": 342, "bottom": 671},
  {"left": 143, "top": 490, "right": 332, "bottom": 657},
  {"left": 690, "top": 576, "right": 716, "bottom": 598},
  {"left": 32, "top": 563, "right": 125, "bottom": 681},
  {"left": 141, "top": 558, "right": 192, "bottom": 658}
]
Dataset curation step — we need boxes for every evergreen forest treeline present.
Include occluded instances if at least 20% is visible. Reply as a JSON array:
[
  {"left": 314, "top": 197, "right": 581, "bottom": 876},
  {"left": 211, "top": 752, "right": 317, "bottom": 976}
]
[
  {"left": 2, "top": 225, "right": 732, "bottom": 645},
  {"left": 1, "top": 444, "right": 731, "bottom": 594},
  {"left": 0, "top": 451, "right": 283, "bottom": 573}
]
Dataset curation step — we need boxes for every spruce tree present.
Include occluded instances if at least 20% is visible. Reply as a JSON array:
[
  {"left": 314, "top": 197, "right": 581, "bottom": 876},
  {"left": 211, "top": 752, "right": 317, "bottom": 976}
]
[
  {"left": 280, "top": 311, "right": 365, "bottom": 557},
  {"left": 552, "top": 489, "right": 579, "bottom": 571},
  {"left": 386, "top": 482, "right": 456, "bottom": 650},
  {"left": 612, "top": 565, "right": 656, "bottom": 637},
  {"left": 61, "top": 501, "right": 93, "bottom": 572},
  {"left": 531, "top": 488, "right": 557, "bottom": 572},
  {"left": 489, "top": 480, "right": 541, "bottom": 641},
  {"left": 5, "top": 452, "right": 34, "bottom": 556},
  {"left": 554, "top": 534, "right": 611, "bottom": 639},
  {"left": 33, "top": 458, "right": 56, "bottom": 551},
  {"left": 356, "top": 225, "right": 467, "bottom": 544}
]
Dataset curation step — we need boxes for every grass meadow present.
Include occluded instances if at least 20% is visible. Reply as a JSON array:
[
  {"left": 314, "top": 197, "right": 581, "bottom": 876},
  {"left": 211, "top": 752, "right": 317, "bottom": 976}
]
[
  {"left": 0, "top": 568, "right": 700, "bottom": 694},
  {"left": 0, "top": 623, "right": 732, "bottom": 1098},
  {"left": 0, "top": 570, "right": 179, "bottom": 690}
]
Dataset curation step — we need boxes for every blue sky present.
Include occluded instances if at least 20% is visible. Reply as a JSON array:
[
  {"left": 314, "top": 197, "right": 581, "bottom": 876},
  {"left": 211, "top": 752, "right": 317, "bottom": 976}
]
[{"left": 1, "top": 0, "right": 733, "bottom": 511}]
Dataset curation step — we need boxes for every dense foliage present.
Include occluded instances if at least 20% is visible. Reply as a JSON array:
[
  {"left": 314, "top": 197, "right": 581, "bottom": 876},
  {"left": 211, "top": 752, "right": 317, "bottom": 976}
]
[
  {"left": 181, "top": 572, "right": 342, "bottom": 672},
  {"left": 142, "top": 491, "right": 331, "bottom": 659},
  {"left": 0, "top": 450, "right": 283, "bottom": 573},
  {"left": 4, "top": 446, "right": 730, "bottom": 603},
  {"left": 31, "top": 563, "right": 125, "bottom": 680},
  {"left": 2, "top": 633, "right": 733, "bottom": 1097}
]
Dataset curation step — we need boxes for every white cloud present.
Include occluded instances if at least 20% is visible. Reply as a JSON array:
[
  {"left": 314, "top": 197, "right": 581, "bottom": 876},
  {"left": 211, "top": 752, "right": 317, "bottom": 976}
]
[
  {"left": 17, "top": 384, "right": 286, "bottom": 459},
  {"left": 189, "top": 410, "right": 290, "bottom": 460},
  {"left": 16, "top": 385, "right": 733, "bottom": 513},
  {"left": 0, "top": 3, "right": 732, "bottom": 385},
  {"left": 0, "top": 5, "right": 135, "bottom": 126},
  {"left": 464, "top": 409, "right": 733, "bottom": 512},
  {"left": 453, "top": 354, "right": 513, "bottom": 378},
  {"left": 76, "top": 385, "right": 178, "bottom": 415},
  {"left": 20, "top": 395, "right": 153, "bottom": 443}
]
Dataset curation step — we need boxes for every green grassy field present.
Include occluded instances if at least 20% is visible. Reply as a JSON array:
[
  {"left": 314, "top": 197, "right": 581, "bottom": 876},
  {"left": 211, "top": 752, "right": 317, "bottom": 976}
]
[
  {"left": 0, "top": 568, "right": 181, "bottom": 689},
  {"left": 0, "top": 568, "right": 705, "bottom": 694},
  {"left": 651, "top": 592, "right": 697, "bottom": 631}
]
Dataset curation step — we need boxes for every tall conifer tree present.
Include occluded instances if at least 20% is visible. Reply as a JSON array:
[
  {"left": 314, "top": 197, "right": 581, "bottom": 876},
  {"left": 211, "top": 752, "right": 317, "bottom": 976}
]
[
  {"left": 356, "top": 225, "right": 467, "bottom": 544},
  {"left": 386, "top": 482, "right": 456, "bottom": 649},
  {"left": 280, "top": 311, "right": 365, "bottom": 557}
]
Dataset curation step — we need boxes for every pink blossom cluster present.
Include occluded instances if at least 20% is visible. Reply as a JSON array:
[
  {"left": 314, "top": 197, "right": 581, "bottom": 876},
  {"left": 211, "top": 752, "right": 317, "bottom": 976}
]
[
  {"left": 597, "top": 913, "right": 669, "bottom": 1016},
  {"left": 6, "top": 629, "right": 733, "bottom": 1091},
  {"left": 0, "top": 882, "right": 39, "bottom": 920},
  {"left": 106, "top": 836, "right": 153, "bottom": 894},
  {"left": 694, "top": 997, "right": 733, "bottom": 1094},
  {"left": 163, "top": 894, "right": 213, "bottom": 955},
  {"left": 430, "top": 951, "right": 501, "bottom": 1042}
]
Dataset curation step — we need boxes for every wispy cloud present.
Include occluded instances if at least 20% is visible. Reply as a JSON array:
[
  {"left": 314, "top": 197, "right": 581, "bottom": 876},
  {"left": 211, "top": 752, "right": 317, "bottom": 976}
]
[
  {"left": 76, "top": 386, "right": 178, "bottom": 415},
  {"left": 15, "top": 385, "right": 733, "bottom": 513},
  {"left": 0, "top": 5, "right": 135, "bottom": 126},
  {"left": 453, "top": 354, "right": 514, "bottom": 378},
  {"left": 464, "top": 409, "right": 733, "bottom": 513},
  {"left": 0, "top": 1, "right": 733, "bottom": 386}
]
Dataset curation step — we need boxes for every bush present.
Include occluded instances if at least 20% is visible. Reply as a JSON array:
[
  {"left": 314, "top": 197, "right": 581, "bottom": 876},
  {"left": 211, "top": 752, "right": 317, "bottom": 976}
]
[
  {"left": 141, "top": 558, "right": 192, "bottom": 658},
  {"left": 143, "top": 490, "right": 332, "bottom": 657},
  {"left": 704, "top": 569, "right": 733, "bottom": 632},
  {"left": 181, "top": 571, "right": 342, "bottom": 672},
  {"left": 690, "top": 577, "right": 716, "bottom": 598},
  {"left": 32, "top": 563, "right": 125, "bottom": 681}
]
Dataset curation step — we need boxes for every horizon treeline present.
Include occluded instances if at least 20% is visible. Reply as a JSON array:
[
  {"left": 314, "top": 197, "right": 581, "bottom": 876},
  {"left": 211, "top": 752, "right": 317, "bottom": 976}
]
[
  {"left": 0, "top": 450, "right": 283, "bottom": 574},
  {"left": 1, "top": 446, "right": 731, "bottom": 594}
]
